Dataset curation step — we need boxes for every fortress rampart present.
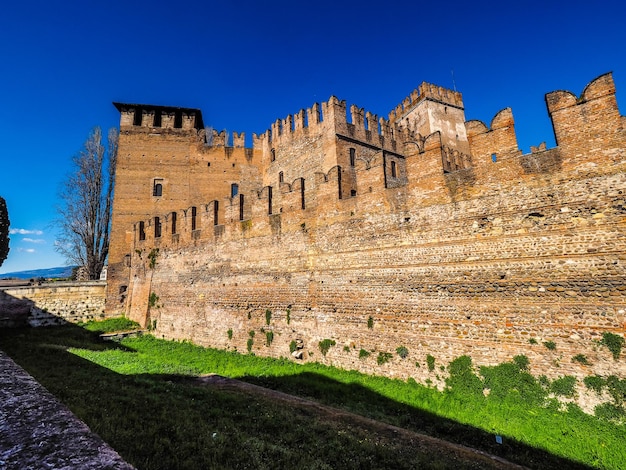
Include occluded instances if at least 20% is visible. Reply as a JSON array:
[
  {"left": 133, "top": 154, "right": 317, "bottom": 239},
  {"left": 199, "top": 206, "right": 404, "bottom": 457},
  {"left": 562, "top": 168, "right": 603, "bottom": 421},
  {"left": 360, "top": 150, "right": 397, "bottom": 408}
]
[{"left": 108, "top": 73, "right": 626, "bottom": 388}]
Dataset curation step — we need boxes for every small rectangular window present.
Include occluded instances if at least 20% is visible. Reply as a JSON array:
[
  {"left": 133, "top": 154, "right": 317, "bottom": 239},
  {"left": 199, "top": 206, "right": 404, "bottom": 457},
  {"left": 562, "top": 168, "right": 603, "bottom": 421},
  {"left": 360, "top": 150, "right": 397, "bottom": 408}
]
[
  {"left": 138, "top": 221, "right": 146, "bottom": 241},
  {"left": 391, "top": 160, "right": 397, "bottom": 178},
  {"left": 231, "top": 183, "right": 239, "bottom": 198},
  {"left": 153, "top": 179, "right": 163, "bottom": 197},
  {"left": 491, "top": 153, "right": 497, "bottom": 162},
  {"left": 349, "top": 148, "right": 356, "bottom": 167}
]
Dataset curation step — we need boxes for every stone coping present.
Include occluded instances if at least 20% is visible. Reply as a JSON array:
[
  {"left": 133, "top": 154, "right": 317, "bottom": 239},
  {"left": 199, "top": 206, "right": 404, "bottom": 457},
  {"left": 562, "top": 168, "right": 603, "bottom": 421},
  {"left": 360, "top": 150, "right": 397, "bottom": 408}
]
[{"left": 0, "top": 350, "right": 134, "bottom": 470}]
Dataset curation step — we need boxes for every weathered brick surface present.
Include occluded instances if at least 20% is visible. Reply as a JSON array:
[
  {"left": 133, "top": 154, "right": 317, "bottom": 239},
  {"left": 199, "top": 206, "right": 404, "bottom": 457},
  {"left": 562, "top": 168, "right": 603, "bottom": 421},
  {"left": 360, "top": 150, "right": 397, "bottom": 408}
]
[{"left": 111, "top": 73, "right": 626, "bottom": 394}]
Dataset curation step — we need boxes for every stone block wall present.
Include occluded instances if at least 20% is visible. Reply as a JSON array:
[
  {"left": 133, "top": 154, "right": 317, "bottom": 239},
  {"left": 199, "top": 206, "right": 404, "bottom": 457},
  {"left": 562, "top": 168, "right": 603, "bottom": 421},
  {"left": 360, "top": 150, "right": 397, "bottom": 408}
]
[{"left": 1, "top": 281, "right": 106, "bottom": 326}]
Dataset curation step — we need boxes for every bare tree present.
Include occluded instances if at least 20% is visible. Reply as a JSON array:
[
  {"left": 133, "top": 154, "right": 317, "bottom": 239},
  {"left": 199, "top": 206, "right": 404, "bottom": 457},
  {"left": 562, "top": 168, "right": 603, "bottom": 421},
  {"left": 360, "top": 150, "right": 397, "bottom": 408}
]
[
  {"left": 0, "top": 197, "right": 9, "bottom": 268},
  {"left": 55, "top": 127, "right": 118, "bottom": 279}
]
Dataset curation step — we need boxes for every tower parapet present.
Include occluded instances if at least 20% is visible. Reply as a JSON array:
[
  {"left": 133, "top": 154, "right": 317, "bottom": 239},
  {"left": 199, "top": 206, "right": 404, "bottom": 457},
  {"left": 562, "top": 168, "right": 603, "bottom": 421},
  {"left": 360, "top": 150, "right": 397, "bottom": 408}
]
[{"left": 113, "top": 103, "right": 204, "bottom": 131}]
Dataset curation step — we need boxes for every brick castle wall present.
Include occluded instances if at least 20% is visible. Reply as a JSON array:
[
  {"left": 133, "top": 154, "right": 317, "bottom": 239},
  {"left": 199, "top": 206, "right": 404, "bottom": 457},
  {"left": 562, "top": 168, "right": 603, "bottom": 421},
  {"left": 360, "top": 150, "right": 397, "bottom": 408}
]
[{"left": 113, "top": 73, "right": 626, "bottom": 388}]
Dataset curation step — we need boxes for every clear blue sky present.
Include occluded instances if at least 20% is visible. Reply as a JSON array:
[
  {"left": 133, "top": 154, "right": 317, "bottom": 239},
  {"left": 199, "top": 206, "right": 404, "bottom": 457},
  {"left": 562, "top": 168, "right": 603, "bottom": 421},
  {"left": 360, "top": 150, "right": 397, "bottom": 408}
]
[{"left": 1, "top": 0, "right": 624, "bottom": 274}]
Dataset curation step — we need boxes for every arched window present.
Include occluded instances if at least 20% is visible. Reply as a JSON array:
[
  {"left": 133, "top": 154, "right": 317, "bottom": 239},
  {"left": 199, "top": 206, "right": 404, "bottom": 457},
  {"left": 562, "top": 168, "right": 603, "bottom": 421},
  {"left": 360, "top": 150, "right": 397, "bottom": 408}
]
[{"left": 271, "top": 148, "right": 276, "bottom": 162}]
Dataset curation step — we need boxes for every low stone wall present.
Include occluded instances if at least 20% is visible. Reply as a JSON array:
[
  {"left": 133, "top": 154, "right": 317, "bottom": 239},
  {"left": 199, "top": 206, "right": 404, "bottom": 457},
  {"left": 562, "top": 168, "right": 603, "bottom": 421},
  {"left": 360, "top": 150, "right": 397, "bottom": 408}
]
[{"left": 0, "top": 281, "right": 107, "bottom": 327}]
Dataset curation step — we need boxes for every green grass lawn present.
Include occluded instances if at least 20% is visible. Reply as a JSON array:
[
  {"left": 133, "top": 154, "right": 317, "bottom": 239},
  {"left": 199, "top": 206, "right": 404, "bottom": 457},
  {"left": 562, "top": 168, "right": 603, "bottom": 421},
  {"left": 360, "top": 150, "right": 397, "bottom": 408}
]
[{"left": 1, "top": 319, "right": 624, "bottom": 469}]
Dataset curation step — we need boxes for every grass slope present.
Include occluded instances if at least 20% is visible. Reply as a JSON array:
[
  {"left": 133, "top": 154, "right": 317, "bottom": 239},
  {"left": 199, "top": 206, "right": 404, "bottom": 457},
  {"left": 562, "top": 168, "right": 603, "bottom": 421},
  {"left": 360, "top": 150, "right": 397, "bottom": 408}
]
[{"left": 1, "top": 319, "right": 623, "bottom": 469}]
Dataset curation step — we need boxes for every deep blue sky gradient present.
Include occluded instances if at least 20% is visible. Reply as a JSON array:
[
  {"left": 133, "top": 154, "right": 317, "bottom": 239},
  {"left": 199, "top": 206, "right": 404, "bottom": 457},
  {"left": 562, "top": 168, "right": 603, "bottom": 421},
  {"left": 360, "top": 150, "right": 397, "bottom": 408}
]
[{"left": 1, "top": 0, "right": 624, "bottom": 273}]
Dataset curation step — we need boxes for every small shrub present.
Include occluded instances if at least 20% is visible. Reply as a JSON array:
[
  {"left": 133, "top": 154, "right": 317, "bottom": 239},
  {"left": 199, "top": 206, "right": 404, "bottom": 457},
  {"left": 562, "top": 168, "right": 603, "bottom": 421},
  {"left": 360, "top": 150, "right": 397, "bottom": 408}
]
[
  {"left": 289, "top": 340, "right": 297, "bottom": 354},
  {"left": 584, "top": 375, "right": 606, "bottom": 394},
  {"left": 265, "top": 309, "right": 272, "bottom": 326},
  {"left": 440, "top": 365, "right": 445, "bottom": 372},
  {"left": 426, "top": 354, "right": 435, "bottom": 372},
  {"left": 148, "top": 292, "right": 159, "bottom": 308},
  {"left": 318, "top": 339, "right": 336, "bottom": 356},
  {"left": 550, "top": 376, "right": 577, "bottom": 397},
  {"left": 227, "top": 329, "right": 233, "bottom": 340},
  {"left": 594, "top": 402, "right": 626, "bottom": 423},
  {"left": 512, "top": 355, "right": 530, "bottom": 371},
  {"left": 396, "top": 346, "right": 409, "bottom": 359},
  {"left": 286, "top": 308, "right": 291, "bottom": 325},
  {"left": 249, "top": 330, "right": 255, "bottom": 338},
  {"left": 377, "top": 352, "right": 393, "bottom": 365},
  {"left": 605, "top": 375, "right": 626, "bottom": 407},
  {"left": 446, "top": 355, "right": 483, "bottom": 396},
  {"left": 358, "top": 349, "right": 370, "bottom": 359},
  {"left": 572, "top": 354, "right": 590, "bottom": 365},
  {"left": 265, "top": 330, "right": 274, "bottom": 347},
  {"left": 543, "top": 340, "right": 556, "bottom": 350},
  {"left": 343, "top": 345, "right": 350, "bottom": 352},
  {"left": 148, "top": 248, "right": 159, "bottom": 269},
  {"left": 415, "top": 361, "right": 420, "bottom": 368},
  {"left": 367, "top": 316, "right": 374, "bottom": 329},
  {"left": 246, "top": 338, "right": 254, "bottom": 353},
  {"left": 600, "top": 332, "right": 625, "bottom": 360},
  {"left": 528, "top": 337, "right": 538, "bottom": 345}
]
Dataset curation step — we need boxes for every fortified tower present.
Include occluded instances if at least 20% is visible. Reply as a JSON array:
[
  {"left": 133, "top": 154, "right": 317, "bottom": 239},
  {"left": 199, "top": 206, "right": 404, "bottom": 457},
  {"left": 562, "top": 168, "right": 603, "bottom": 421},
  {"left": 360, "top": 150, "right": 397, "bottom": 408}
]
[{"left": 106, "top": 103, "right": 262, "bottom": 315}]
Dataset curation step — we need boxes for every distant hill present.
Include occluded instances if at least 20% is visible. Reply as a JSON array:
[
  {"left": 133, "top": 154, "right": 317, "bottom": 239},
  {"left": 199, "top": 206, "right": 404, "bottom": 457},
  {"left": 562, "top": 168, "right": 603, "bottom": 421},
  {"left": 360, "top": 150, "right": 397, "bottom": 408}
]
[{"left": 0, "top": 266, "right": 76, "bottom": 280}]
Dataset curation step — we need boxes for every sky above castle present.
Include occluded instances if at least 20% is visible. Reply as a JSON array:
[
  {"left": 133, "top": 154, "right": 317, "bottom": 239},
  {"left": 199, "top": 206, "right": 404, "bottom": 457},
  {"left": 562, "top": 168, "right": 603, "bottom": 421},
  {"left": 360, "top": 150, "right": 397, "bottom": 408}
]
[{"left": 0, "top": 0, "right": 624, "bottom": 274}]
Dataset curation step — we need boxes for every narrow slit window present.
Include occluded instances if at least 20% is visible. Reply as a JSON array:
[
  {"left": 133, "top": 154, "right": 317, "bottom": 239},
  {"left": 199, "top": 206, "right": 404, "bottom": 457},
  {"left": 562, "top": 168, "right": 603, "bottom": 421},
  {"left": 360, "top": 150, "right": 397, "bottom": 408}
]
[
  {"left": 239, "top": 194, "right": 245, "bottom": 221},
  {"left": 138, "top": 221, "right": 146, "bottom": 241},
  {"left": 191, "top": 206, "right": 197, "bottom": 231},
  {"left": 349, "top": 148, "right": 356, "bottom": 167},
  {"left": 337, "top": 167, "right": 342, "bottom": 200},
  {"left": 267, "top": 187, "right": 273, "bottom": 215},
  {"left": 154, "top": 217, "right": 161, "bottom": 238},
  {"left": 214, "top": 201, "right": 219, "bottom": 225},
  {"left": 300, "top": 178, "right": 306, "bottom": 210},
  {"left": 391, "top": 160, "right": 397, "bottom": 178},
  {"left": 271, "top": 148, "right": 276, "bottom": 162},
  {"left": 171, "top": 212, "right": 177, "bottom": 234},
  {"left": 279, "top": 171, "right": 284, "bottom": 183}
]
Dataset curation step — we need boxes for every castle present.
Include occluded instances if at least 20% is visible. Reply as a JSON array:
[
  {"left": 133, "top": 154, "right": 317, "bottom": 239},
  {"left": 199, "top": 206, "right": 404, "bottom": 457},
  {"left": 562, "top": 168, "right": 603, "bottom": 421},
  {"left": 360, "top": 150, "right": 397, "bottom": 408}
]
[{"left": 107, "top": 73, "right": 625, "bottom": 383}]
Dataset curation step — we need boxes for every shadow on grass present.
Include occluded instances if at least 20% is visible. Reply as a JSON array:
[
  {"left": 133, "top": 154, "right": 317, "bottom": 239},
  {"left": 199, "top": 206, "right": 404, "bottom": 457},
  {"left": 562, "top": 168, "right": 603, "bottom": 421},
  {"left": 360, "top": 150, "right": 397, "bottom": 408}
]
[{"left": 0, "top": 324, "right": 594, "bottom": 470}]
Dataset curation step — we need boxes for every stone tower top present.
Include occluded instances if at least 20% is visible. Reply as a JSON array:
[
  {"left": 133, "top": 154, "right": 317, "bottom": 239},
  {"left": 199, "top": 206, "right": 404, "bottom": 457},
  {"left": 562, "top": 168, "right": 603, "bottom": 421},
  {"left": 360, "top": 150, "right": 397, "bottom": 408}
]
[{"left": 113, "top": 102, "right": 205, "bottom": 130}]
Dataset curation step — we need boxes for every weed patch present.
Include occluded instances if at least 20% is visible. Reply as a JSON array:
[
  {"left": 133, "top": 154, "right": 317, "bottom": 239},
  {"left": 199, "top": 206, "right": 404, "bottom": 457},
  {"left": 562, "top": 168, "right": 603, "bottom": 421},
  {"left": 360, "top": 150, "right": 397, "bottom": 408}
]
[{"left": 318, "top": 339, "right": 336, "bottom": 357}]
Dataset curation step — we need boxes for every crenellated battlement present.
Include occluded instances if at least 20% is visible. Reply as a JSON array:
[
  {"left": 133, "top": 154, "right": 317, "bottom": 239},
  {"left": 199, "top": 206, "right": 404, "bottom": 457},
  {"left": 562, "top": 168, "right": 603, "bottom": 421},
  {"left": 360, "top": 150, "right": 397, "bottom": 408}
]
[
  {"left": 108, "top": 71, "right": 626, "bottom": 354},
  {"left": 114, "top": 103, "right": 204, "bottom": 131},
  {"left": 388, "top": 82, "right": 464, "bottom": 123}
]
